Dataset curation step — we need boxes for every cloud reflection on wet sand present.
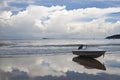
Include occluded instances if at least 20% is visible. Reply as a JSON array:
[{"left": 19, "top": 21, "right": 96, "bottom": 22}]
[{"left": 0, "top": 52, "right": 120, "bottom": 80}]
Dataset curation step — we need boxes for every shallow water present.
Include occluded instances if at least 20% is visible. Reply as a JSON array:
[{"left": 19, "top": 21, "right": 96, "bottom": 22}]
[{"left": 0, "top": 52, "right": 120, "bottom": 80}]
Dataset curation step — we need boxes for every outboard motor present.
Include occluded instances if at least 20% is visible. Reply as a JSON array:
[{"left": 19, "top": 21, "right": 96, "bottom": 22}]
[{"left": 78, "top": 45, "right": 83, "bottom": 50}]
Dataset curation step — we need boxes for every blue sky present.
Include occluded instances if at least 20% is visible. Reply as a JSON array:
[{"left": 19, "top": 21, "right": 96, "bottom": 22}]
[
  {"left": 0, "top": 0, "right": 120, "bottom": 39},
  {"left": 8, "top": 0, "right": 120, "bottom": 9}
]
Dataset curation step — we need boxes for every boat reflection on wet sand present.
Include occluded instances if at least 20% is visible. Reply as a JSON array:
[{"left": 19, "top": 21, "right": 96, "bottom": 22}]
[{"left": 72, "top": 56, "right": 106, "bottom": 70}]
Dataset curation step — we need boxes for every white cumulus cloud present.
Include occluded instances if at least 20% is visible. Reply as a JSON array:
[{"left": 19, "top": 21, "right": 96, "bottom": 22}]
[{"left": 0, "top": 5, "right": 120, "bottom": 39}]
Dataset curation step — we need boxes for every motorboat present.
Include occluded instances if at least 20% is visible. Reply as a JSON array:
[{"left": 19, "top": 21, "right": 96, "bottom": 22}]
[{"left": 72, "top": 47, "right": 106, "bottom": 58}]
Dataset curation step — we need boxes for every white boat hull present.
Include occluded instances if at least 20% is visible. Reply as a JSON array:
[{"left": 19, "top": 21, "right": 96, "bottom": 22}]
[{"left": 72, "top": 50, "right": 105, "bottom": 58}]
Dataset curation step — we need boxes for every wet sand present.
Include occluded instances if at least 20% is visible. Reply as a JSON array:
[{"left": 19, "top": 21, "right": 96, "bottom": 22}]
[{"left": 0, "top": 52, "right": 120, "bottom": 80}]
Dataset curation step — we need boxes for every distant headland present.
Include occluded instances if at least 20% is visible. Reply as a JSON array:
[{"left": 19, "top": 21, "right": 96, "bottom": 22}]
[{"left": 105, "top": 34, "right": 120, "bottom": 39}]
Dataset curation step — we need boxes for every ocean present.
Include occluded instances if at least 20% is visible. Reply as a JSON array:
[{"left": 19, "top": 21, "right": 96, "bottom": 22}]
[
  {"left": 0, "top": 39, "right": 120, "bottom": 55},
  {"left": 0, "top": 39, "right": 120, "bottom": 80}
]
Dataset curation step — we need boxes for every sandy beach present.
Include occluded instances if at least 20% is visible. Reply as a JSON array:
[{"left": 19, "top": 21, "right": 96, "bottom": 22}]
[{"left": 0, "top": 51, "right": 120, "bottom": 80}]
